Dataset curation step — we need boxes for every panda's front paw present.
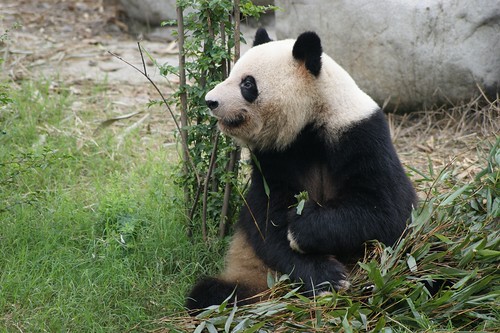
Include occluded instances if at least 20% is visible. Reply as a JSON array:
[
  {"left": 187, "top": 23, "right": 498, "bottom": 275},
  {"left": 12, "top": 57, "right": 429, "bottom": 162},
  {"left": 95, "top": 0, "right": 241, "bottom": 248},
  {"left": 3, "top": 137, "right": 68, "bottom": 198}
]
[
  {"left": 287, "top": 200, "right": 317, "bottom": 252},
  {"left": 319, "top": 256, "right": 350, "bottom": 292},
  {"left": 297, "top": 256, "right": 350, "bottom": 295}
]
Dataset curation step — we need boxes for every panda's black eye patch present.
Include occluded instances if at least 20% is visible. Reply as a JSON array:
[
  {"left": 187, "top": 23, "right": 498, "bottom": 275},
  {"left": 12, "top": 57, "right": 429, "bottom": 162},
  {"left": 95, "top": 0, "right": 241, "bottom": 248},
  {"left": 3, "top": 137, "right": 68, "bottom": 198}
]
[{"left": 240, "top": 76, "right": 258, "bottom": 103}]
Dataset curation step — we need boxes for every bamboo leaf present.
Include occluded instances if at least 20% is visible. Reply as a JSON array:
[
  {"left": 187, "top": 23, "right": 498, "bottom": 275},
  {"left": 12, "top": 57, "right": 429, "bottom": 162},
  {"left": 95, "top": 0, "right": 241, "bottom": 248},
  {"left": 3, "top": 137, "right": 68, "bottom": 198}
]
[
  {"left": 225, "top": 303, "right": 237, "bottom": 333},
  {"left": 206, "top": 322, "right": 218, "bottom": 333},
  {"left": 243, "top": 321, "right": 266, "bottom": 333},
  {"left": 342, "top": 314, "right": 353, "bottom": 333},
  {"left": 440, "top": 184, "right": 469, "bottom": 206},
  {"left": 434, "top": 233, "right": 453, "bottom": 244},
  {"left": 407, "top": 254, "right": 417, "bottom": 272},
  {"left": 194, "top": 322, "right": 206, "bottom": 333}
]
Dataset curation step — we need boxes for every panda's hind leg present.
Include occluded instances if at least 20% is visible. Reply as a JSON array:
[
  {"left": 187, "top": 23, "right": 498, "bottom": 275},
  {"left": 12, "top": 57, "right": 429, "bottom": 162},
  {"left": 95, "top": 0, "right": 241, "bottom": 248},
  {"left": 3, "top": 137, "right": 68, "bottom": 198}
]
[
  {"left": 185, "top": 277, "right": 250, "bottom": 315},
  {"left": 185, "top": 229, "right": 270, "bottom": 315}
]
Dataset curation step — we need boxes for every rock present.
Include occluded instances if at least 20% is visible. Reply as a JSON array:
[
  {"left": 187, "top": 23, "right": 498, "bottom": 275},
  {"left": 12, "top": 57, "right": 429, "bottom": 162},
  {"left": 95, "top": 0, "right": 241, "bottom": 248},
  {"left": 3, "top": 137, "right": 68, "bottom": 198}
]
[
  {"left": 120, "top": 0, "right": 177, "bottom": 25},
  {"left": 120, "top": 1, "right": 275, "bottom": 26},
  {"left": 275, "top": 0, "right": 500, "bottom": 110},
  {"left": 252, "top": 0, "right": 275, "bottom": 5}
]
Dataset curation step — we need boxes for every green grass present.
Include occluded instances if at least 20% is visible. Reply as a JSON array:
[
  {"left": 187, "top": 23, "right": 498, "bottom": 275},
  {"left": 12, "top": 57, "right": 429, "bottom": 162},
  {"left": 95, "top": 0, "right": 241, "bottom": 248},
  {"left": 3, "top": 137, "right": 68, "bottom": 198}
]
[{"left": 0, "top": 79, "right": 225, "bottom": 331}]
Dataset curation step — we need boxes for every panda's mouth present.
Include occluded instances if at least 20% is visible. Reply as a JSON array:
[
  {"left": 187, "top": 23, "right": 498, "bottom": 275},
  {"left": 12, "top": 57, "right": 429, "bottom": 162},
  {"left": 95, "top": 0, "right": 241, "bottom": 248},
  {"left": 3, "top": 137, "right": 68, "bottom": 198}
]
[{"left": 220, "top": 112, "right": 247, "bottom": 128}]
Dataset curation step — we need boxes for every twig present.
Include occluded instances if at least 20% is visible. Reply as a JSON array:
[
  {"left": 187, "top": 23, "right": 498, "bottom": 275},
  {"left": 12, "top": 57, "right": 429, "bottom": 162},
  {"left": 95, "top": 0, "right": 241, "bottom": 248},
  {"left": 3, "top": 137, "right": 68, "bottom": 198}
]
[
  {"left": 218, "top": 0, "right": 242, "bottom": 237},
  {"left": 176, "top": 5, "right": 195, "bottom": 239},
  {"left": 188, "top": 183, "right": 203, "bottom": 225},
  {"left": 108, "top": 45, "right": 200, "bottom": 186},
  {"left": 233, "top": 0, "right": 241, "bottom": 62},
  {"left": 202, "top": 133, "right": 220, "bottom": 242},
  {"left": 219, "top": 146, "right": 239, "bottom": 238},
  {"left": 116, "top": 113, "right": 150, "bottom": 149},
  {"left": 475, "top": 82, "right": 493, "bottom": 105},
  {"left": 137, "top": 41, "right": 147, "bottom": 77}
]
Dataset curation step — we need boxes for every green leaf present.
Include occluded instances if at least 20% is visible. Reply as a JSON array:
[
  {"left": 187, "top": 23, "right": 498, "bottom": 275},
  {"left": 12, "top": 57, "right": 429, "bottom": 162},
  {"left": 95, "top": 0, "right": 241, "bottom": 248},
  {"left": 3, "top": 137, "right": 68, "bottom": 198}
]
[
  {"left": 225, "top": 303, "right": 237, "bottom": 333},
  {"left": 206, "top": 322, "right": 218, "bottom": 333},
  {"left": 243, "top": 321, "right": 266, "bottom": 333},
  {"left": 296, "top": 200, "right": 305, "bottom": 215},
  {"left": 251, "top": 153, "right": 270, "bottom": 197},
  {"left": 342, "top": 315, "right": 353, "bottom": 333},
  {"left": 440, "top": 184, "right": 469, "bottom": 206},
  {"left": 406, "top": 254, "right": 418, "bottom": 272},
  {"left": 359, "top": 261, "right": 385, "bottom": 289},
  {"left": 266, "top": 271, "right": 275, "bottom": 288},
  {"left": 373, "top": 317, "right": 386, "bottom": 332},
  {"left": 294, "top": 191, "right": 309, "bottom": 215},
  {"left": 193, "top": 322, "right": 206, "bottom": 333},
  {"left": 231, "top": 318, "right": 249, "bottom": 332},
  {"left": 476, "top": 249, "right": 500, "bottom": 257},
  {"left": 434, "top": 233, "right": 453, "bottom": 244}
]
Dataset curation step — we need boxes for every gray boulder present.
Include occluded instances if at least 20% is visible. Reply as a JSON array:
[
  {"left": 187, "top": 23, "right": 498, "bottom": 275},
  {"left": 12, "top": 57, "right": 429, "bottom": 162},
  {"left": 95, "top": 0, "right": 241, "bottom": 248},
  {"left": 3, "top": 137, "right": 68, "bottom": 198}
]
[
  {"left": 120, "top": 0, "right": 177, "bottom": 25},
  {"left": 276, "top": 0, "right": 500, "bottom": 110},
  {"left": 120, "top": 0, "right": 275, "bottom": 26}
]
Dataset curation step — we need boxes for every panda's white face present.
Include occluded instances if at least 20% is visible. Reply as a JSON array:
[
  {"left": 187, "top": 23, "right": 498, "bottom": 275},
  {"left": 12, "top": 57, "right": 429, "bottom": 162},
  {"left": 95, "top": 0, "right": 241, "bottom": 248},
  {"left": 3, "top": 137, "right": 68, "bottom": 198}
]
[
  {"left": 205, "top": 31, "right": 378, "bottom": 151},
  {"left": 206, "top": 39, "right": 319, "bottom": 150}
]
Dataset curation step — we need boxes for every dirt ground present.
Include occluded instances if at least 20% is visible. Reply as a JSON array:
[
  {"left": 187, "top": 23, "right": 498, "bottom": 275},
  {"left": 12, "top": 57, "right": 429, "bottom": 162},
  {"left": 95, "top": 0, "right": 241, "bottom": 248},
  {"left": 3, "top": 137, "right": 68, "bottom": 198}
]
[
  {"left": 1, "top": 0, "right": 498, "bottom": 192},
  {"left": 1, "top": 0, "right": 183, "bottom": 147},
  {"left": 1, "top": 0, "right": 178, "bottom": 83}
]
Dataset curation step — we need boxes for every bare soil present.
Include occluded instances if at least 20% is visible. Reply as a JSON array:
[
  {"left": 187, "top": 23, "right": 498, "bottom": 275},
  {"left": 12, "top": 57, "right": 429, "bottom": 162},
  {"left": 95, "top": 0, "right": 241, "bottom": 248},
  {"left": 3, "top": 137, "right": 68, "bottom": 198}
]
[
  {"left": 2, "top": 0, "right": 498, "bottom": 195},
  {"left": 1, "top": 0, "right": 181, "bottom": 148}
]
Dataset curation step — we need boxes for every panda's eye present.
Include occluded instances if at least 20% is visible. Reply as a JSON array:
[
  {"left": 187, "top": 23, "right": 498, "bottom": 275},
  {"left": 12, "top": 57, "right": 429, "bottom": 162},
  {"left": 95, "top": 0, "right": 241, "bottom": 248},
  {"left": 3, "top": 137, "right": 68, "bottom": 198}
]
[
  {"left": 240, "top": 76, "right": 258, "bottom": 103},
  {"left": 241, "top": 77, "right": 255, "bottom": 89}
]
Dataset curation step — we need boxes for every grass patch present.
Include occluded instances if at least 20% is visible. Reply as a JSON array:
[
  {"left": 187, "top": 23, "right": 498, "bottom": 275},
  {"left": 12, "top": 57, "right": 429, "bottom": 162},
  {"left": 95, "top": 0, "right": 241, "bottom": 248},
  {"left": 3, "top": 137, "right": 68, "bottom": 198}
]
[{"left": 0, "top": 79, "right": 224, "bottom": 331}]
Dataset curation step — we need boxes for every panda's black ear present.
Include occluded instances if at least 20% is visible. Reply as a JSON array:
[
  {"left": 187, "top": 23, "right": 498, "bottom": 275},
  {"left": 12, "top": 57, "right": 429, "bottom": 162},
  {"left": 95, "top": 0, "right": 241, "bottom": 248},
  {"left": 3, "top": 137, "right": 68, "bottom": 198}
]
[
  {"left": 292, "top": 31, "right": 322, "bottom": 76},
  {"left": 253, "top": 28, "right": 272, "bottom": 46}
]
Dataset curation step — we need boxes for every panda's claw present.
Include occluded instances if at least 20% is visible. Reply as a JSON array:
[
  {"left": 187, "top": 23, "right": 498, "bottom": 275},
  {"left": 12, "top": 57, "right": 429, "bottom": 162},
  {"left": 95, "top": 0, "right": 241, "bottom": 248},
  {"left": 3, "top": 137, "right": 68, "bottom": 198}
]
[
  {"left": 336, "top": 278, "right": 351, "bottom": 291},
  {"left": 317, "top": 278, "right": 350, "bottom": 297}
]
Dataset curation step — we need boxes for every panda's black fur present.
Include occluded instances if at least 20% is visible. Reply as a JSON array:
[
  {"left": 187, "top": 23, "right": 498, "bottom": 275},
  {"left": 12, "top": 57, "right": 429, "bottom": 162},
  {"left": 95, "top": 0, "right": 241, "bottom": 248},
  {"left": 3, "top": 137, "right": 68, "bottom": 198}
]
[{"left": 186, "top": 28, "right": 417, "bottom": 314}]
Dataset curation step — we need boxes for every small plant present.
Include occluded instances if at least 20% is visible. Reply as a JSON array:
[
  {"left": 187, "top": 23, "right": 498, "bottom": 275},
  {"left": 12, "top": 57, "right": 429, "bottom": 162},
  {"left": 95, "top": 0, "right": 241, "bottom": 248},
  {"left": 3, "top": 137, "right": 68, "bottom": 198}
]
[
  {"left": 160, "top": 0, "right": 276, "bottom": 240},
  {"left": 0, "top": 23, "right": 20, "bottom": 106},
  {"left": 294, "top": 191, "right": 309, "bottom": 215}
]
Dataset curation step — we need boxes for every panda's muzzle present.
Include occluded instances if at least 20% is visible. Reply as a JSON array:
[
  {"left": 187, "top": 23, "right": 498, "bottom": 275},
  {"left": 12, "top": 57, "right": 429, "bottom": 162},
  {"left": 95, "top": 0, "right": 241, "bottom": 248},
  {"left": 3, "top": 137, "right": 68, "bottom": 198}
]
[
  {"left": 220, "top": 112, "right": 247, "bottom": 128},
  {"left": 206, "top": 99, "right": 247, "bottom": 128}
]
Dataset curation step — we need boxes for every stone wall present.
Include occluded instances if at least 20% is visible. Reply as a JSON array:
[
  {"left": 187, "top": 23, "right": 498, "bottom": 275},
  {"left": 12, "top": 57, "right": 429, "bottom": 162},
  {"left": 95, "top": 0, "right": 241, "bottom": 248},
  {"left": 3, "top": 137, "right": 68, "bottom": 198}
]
[{"left": 276, "top": 0, "right": 500, "bottom": 110}]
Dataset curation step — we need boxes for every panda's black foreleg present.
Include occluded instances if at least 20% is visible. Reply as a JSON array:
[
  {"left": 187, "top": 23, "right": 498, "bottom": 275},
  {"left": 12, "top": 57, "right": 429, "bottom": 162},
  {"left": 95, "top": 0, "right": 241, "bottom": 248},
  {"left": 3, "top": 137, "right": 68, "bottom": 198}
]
[
  {"left": 241, "top": 187, "right": 350, "bottom": 294},
  {"left": 185, "top": 277, "right": 254, "bottom": 316},
  {"left": 242, "top": 217, "right": 349, "bottom": 293},
  {"left": 260, "top": 235, "right": 349, "bottom": 293},
  {"left": 286, "top": 197, "right": 407, "bottom": 258}
]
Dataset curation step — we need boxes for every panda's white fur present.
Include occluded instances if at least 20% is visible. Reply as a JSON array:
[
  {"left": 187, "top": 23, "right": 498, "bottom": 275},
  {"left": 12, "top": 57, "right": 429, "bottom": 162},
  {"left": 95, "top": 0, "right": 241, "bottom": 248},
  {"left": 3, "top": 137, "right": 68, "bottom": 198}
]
[{"left": 205, "top": 38, "right": 379, "bottom": 151}]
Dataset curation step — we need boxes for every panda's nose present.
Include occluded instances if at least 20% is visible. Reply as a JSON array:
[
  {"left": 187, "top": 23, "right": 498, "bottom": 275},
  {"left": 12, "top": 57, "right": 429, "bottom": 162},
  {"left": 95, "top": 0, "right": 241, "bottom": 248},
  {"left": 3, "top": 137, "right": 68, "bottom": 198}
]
[{"left": 206, "top": 100, "right": 219, "bottom": 110}]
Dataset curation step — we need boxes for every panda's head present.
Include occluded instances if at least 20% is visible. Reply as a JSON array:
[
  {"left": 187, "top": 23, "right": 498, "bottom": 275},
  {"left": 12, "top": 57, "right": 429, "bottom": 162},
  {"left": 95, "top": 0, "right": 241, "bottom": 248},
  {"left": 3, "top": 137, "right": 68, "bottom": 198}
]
[{"left": 205, "top": 29, "right": 378, "bottom": 151}]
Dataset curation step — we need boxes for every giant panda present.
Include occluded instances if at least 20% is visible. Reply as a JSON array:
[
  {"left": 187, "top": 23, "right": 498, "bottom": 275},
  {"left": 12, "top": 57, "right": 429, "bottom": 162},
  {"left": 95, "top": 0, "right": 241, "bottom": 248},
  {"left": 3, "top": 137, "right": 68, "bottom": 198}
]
[{"left": 186, "top": 28, "right": 417, "bottom": 313}]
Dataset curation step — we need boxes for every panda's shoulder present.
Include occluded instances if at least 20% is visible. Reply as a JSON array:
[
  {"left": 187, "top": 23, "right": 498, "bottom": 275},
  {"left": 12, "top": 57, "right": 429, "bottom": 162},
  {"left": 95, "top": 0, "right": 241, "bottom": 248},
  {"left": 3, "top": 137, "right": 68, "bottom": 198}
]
[
  {"left": 332, "top": 109, "right": 402, "bottom": 167},
  {"left": 339, "top": 108, "right": 390, "bottom": 140}
]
